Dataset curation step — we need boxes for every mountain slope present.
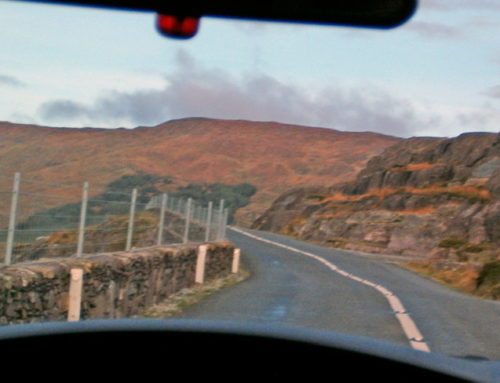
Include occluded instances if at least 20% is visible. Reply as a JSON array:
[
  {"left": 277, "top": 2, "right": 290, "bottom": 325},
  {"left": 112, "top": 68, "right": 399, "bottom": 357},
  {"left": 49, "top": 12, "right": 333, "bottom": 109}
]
[
  {"left": 252, "top": 132, "right": 500, "bottom": 297},
  {"left": 0, "top": 118, "right": 399, "bottom": 225},
  {"left": 254, "top": 132, "right": 499, "bottom": 253}
]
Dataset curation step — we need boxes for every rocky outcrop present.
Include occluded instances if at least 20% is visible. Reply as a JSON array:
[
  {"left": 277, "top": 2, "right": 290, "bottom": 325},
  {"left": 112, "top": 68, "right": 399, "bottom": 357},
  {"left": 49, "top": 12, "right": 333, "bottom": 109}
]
[{"left": 253, "top": 132, "right": 500, "bottom": 261}]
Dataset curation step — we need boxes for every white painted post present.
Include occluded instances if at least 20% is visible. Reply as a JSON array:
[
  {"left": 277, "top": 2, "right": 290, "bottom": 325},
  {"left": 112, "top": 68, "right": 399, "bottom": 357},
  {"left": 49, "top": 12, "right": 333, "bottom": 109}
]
[
  {"left": 232, "top": 248, "right": 241, "bottom": 273},
  {"left": 183, "top": 197, "right": 192, "bottom": 244},
  {"left": 5, "top": 172, "right": 20, "bottom": 266},
  {"left": 195, "top": 245, "right": 207, "bottom": 284},
  {"left": 68, "top": 268, "right": 83, "bottom": 322},
  {"left": 217, "top": 199, "right": 225, "bottom": 241},
  {"left": 125, "top": 188, "right": 138, "bottom": 251},
  {"left": 157, "top": 193, "right": 167, "bottom": 246},
  {"left": 76, "top": 181, "right": 89, "bottom": 257},
  {"left": 205, "top": 201, "right": 213, "bottom": 242}
]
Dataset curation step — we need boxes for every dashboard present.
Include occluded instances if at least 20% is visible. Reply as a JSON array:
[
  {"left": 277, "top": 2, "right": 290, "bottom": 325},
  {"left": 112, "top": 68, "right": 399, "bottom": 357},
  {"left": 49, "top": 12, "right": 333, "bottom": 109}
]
[{"left": 0, "top": 319, "right": 498, "bottom": 381}]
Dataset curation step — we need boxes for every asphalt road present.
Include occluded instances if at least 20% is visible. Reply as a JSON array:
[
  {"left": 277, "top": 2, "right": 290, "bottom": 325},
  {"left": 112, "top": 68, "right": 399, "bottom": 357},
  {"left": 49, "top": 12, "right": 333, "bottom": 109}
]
[{"left": 180, "top": 227, "right": 500, "bottom": 360}]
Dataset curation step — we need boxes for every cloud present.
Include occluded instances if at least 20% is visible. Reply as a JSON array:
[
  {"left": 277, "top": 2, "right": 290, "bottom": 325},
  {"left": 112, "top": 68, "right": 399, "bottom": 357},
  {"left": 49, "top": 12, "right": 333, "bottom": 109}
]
[
  {"left": 0, "top": 74, "right": 25, "bottom": 88},
  {"left": 422, "top": 0, "right": 500, "bottom": 11},
  {"left": 39, "top": 100, "right": 89, "bottom": 120},
  {"left": 38, "top": 49, "right": 433, "bottom": 137},
  {"left": 405, "top": 21, "right": 462, "bottom": 39},
  {"left": 482, "top": 85, "right": 500, "bottom": 99},
  {"left": 456, "top": 109, "right": 500, "bottom": 128}
]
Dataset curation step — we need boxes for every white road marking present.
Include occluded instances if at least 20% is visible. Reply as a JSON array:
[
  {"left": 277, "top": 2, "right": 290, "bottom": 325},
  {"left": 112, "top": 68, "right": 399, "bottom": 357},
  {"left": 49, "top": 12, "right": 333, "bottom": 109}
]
[{"left": 230, "top": 227, "right": 431, "bottom": 352}]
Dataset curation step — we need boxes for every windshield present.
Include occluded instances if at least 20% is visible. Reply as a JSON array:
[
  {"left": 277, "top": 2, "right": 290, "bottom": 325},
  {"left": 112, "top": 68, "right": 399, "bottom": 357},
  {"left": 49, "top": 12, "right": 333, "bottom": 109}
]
[{"left": 0, "top": 0, "right": 499, "bottom": 362}]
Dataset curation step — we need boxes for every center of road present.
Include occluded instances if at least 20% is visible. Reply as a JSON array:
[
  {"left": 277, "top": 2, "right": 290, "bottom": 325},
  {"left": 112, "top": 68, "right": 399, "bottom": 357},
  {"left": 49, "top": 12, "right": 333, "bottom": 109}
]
[{"left": 229, "top": 227, "right": 431, "bottom": 352}]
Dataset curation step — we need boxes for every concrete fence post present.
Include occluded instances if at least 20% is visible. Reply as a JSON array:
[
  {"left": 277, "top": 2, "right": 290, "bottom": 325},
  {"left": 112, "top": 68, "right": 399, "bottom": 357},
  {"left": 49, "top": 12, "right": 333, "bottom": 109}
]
[
  {"left": 5, "top": 172, "right": 21, "bottom": 266},
  {"left": 195, "top": 244, "right": 207, "bottom": 284},
  {"left": 157, "top": 193, "right": 167, "bottom": 246},
  {"left": 205, "top": 201, "right": 213, "bottom": 242},
  {"left": 125, "top": 188, "right": 138, "bottom": 251},
  {"left": 232, "top": 248, "right": 241, "bottom": 273},
  {"left": 68, "top": 268, "right": 83, "bottom": 322},
  {"left": 76, "top": 181, "right": 89, "bottom": 257},
  {"left": 183, "top": 197, "right": 192, "bottom": 244}
]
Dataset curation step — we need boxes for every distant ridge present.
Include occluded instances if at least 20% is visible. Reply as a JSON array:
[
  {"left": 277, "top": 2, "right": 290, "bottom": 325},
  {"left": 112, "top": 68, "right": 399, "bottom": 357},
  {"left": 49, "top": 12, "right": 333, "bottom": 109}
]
[{"left": 0, "top": 118, "right": 400, "bottom": 225}]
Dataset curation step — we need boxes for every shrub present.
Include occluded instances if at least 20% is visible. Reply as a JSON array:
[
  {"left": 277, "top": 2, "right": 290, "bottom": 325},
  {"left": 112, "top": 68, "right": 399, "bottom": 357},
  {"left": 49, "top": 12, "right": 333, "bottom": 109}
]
[
  {"left": 476, "top": 261, "right": 500, "bottom": 294},
  {"left": 438, "top": 237, "right": 466, "bottom": 248},
  {"left": 464, "top": 244, "right": 488, "bottom": 253}
]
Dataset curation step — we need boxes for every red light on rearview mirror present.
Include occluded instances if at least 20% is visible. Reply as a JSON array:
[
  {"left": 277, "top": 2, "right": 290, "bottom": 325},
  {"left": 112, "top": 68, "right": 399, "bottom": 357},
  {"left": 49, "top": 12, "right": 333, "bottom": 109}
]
[{"left": 157, "top": 14, "right": 200, "bottom": 38}]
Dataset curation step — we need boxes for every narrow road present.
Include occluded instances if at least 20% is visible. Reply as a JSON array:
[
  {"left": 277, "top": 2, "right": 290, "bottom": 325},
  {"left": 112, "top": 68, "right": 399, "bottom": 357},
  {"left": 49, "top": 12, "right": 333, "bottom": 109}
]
[{"left": 181, "top": 228, "right": 500, "bottom": 360}]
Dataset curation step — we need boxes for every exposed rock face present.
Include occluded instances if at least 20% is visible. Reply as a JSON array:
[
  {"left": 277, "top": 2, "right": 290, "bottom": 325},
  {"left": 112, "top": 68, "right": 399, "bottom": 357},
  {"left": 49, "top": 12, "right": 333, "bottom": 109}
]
[{"left": 253, "top": 132, "right": 500, "bottom": 259}]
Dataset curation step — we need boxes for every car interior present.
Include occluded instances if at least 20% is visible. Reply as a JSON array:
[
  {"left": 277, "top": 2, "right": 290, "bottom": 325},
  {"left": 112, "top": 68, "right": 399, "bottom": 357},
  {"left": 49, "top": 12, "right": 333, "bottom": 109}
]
[{"left": 0, "top": 1, "right": 498, "bottom": 381}]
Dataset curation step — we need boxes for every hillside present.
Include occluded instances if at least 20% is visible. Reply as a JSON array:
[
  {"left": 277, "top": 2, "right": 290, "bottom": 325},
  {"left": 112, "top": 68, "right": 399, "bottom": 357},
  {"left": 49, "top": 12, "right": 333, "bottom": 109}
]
[
  {"left": 252, "top": 132, "right": 500, "bottom": 298},
  {"left": 0, "top": 118, "right": 399, "bottom": 225}
]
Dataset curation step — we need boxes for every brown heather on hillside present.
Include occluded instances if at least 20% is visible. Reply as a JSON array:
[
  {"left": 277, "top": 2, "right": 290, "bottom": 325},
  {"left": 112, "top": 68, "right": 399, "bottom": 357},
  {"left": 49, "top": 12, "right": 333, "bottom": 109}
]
[
  {"left": 0, "top": 118, "right": 399, "bottom": 225},
  {"left": 253, "top": 132, "right": 500, "bottom": 299}
]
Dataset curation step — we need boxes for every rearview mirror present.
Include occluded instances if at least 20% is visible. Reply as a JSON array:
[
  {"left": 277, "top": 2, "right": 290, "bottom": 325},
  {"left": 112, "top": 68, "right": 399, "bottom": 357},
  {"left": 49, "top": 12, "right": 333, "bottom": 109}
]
[{"left": 30, "top": 0, "right": 418, "bottom": 29}]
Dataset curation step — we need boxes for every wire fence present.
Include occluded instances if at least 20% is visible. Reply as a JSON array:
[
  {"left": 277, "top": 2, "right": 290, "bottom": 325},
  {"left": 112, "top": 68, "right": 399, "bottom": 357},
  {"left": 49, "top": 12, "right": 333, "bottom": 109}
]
[{"left": 0, "top": 173, "right": 228, "bottom": 266}]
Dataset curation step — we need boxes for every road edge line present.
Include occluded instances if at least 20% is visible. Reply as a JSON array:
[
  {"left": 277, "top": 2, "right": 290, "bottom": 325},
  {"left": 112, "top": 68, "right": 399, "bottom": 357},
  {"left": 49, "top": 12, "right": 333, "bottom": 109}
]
[{"left": 230, "top": 227, "right": 431, "bottom": 353}]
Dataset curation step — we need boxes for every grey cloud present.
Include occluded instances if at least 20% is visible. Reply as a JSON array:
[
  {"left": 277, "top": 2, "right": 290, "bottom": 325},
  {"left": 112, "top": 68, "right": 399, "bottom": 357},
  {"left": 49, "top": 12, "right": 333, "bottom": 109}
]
[
  {"left": 38, "top": 49, "right": 430, "bottom": 137},
  {"left": 39, "top": 100, "right": 90, "bottom": 120},
  {"left": 0, "top": 74, "right": 26, "bottom": 88},
  {"left": 456, "top": 109, "right": 500, "bottom": 128},
  {"left": 422, "top": 0, "right": 500, "bottom": 11},
  {"left": 482, "top": 85, "right": 500, "bottom": 99},
  {"left": 405, "top": 21, "right": 462, "bottom": 39}
]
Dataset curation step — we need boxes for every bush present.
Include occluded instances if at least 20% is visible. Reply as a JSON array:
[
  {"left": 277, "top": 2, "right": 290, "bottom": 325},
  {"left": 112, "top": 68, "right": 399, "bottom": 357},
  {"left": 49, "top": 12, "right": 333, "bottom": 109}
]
[
  {"left": 175, "top": 182, "right": 257, "bottom": 223},
  {"left": 477, "top": 262, "right": 500, "bottom": 284},
  {"left": 464, "top": 244, "right": 488, "bottom": 253},
  {"left": 438, "top": 238, "right": 466, "bottom": 248}
]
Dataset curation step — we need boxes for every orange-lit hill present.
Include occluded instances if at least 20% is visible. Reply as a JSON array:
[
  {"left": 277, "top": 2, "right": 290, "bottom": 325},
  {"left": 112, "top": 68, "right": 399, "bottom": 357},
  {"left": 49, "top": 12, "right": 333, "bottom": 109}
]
[{"left": 0, "top": 118, "right": 400, "bottom": 225}]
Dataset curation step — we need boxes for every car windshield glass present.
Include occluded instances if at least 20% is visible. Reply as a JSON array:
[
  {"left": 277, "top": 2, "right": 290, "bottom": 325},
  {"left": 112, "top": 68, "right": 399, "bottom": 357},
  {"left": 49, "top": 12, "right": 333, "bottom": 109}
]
[{"left": 0, "top": 0, "right": 499, "bottom": 362}]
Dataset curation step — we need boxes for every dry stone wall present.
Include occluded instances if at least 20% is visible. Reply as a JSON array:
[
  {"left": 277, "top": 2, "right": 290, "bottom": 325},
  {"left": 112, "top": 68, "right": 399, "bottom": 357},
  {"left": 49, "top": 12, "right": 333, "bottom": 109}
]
[{"left": 0, "top": 242, "right": 234, "bottom": 325}]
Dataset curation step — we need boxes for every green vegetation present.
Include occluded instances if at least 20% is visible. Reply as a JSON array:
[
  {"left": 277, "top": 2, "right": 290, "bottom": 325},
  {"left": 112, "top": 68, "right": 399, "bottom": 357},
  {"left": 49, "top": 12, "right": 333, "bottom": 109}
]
[
  {"left": 476, "top": 260, "right": 500, "bottom": 300},
  {"left": 464, "top": 243, "right": 490, "bottom": 253},
  {"left": 16, "top": 173, "right": 171, "bottom": 238},
  {"left": 140, "top": 266, "right": 250, "bottom": 318},
  {"left": 438, "top": 237, "right": 466, "bottom": 249},
  {"left": 174, "top": 182, "right": 257, "bottom": 223},
  {"left": 404, "top": 245, "right": 499, "bottom": 300},
  {"left": 15, "top": 173, "right": 257, "bottom": 237}
]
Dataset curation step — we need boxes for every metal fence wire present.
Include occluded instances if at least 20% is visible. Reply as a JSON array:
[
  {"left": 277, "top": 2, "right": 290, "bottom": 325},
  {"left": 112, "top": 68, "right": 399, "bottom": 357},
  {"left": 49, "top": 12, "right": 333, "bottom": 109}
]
[{"left": 0, "top": 173, "right": 228, "bottom": 266}]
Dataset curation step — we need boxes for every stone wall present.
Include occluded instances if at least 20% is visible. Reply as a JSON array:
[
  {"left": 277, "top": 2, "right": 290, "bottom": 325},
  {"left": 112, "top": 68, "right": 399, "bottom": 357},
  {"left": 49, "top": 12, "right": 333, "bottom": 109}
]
[{"left": 0, "top": 242, "right": 235, "bottom": 324}]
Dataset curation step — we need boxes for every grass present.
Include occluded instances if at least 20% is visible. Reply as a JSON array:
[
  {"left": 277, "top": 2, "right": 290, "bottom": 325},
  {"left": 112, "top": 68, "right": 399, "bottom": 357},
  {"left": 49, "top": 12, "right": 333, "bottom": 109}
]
[
  {"left": 140, "top": 267, "right": 250, "bottom": 318},
  {"left": 403, "top": 259, "right": 499, "bottom": 300},
  {"left": 389, "top": 162, "right": 436, "bottom": 171},
  {"left": 316, "top": 185, "right": 491, "bottom": 206}
]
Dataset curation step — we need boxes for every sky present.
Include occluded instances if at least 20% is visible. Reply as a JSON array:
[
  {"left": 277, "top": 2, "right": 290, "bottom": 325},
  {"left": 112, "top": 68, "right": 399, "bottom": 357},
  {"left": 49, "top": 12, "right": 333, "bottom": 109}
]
[{"left": 1, "top": 0, "right": 500, "bottom": 138}]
